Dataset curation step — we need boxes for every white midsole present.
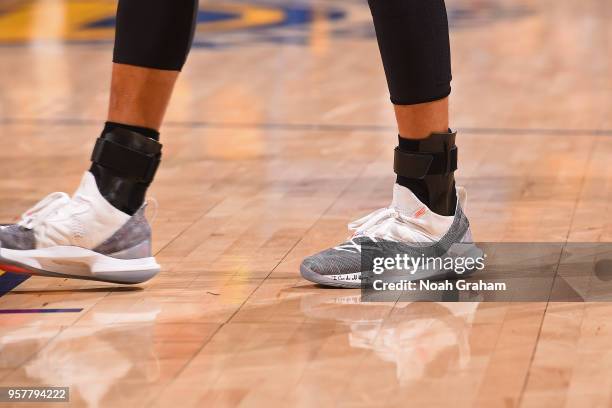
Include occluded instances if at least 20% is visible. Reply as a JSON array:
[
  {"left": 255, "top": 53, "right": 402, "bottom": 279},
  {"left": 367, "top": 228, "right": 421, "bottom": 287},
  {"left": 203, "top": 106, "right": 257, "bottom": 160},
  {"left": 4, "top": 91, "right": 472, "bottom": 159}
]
[{"left": 0, "top": 246, "right": 159, "bottom": 277}]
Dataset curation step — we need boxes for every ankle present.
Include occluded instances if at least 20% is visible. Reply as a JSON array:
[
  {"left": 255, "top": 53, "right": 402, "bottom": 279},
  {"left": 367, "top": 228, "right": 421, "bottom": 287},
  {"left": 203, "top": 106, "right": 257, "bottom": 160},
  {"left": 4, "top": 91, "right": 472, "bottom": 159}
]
[
  {"left": 103, "top": 122, "right": 160, "bottom": 141},
  {"left": 89, "top": 124, "right": 162, "bottom": 215},
  {"left": 394, "top": 130, "right": 458, "bottom": 216}
]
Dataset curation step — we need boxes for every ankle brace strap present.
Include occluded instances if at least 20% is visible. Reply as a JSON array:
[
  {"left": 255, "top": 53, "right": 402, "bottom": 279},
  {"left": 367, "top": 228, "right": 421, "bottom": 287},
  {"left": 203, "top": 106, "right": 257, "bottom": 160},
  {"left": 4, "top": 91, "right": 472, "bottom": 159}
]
[
  {"left": 393, "top": 146, "right": 457, "bottom": 179},
  {"left": 91, "top": 137, "right": 161, "bottom": 184}
]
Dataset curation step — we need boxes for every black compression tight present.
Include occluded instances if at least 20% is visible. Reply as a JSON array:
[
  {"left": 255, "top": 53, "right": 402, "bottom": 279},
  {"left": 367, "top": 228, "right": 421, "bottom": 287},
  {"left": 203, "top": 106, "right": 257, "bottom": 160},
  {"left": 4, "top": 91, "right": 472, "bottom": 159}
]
[
  {"left": 368, "top": 0, "right": 452, "bottom": 105},
  {"left": 113, "top": 0, "right": 199, "bottom": 71},
  {"left": 112, "top": 0, "right": 450, "bottom": 100}
]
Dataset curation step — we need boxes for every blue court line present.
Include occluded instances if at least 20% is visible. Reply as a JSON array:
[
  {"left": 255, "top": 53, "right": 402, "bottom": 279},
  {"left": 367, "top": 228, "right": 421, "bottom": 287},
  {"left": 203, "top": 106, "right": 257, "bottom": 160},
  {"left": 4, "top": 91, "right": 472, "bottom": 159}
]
[
  {"left": 0, "top": 308, "right": 83, "bottom": 314},
  {"left": 0, "top": 273, "right": 30, "bottom": 297}
]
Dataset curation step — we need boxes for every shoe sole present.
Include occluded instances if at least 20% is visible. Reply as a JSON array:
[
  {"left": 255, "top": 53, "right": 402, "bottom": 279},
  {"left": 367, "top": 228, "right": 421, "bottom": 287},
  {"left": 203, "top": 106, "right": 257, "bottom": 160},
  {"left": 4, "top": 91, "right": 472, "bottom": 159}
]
[
  {"left": 0, "top": 245, "right": 160, "bottom": 284},
  {"left": 300, "top": 242, "right": 484, "bottom": 289}
]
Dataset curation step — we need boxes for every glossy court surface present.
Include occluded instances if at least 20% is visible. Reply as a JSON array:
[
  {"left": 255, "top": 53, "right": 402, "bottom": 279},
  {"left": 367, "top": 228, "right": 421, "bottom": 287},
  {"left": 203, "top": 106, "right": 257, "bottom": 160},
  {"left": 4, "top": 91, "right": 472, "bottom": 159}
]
[{"left": 0, "top": 0, "right": 611, "bottom": 406}]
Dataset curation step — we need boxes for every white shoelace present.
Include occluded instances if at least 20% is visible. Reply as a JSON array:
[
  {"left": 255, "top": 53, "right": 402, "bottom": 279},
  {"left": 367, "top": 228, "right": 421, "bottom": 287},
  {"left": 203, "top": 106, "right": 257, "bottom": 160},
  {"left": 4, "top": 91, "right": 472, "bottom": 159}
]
[
  {"left": 334, "top": 207, "right": 415, "bottom": 253},
  {"left": 16, "top": 192, "right": 72, "bottom": 230}
]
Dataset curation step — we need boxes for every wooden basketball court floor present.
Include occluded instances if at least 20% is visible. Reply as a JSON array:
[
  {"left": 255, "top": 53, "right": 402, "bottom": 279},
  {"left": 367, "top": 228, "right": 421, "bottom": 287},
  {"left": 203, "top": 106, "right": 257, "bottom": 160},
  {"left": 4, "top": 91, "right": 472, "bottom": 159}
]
[{"left": 0, "top": 0, "right": 611, "bottom": 406}]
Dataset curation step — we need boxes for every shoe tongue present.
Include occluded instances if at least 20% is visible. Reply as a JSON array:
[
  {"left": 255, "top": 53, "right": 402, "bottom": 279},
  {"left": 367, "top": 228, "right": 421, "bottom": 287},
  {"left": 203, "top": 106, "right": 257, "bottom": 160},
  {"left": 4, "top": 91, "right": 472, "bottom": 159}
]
[
  {"left": 72, "top": 172, "right": 102, "bottom": 202},
  {"left": 391, "top": 184, "right": 430, "bottom": 217},
  {"left": 71, "top": 172, "right": 131, "bottom": 221}
]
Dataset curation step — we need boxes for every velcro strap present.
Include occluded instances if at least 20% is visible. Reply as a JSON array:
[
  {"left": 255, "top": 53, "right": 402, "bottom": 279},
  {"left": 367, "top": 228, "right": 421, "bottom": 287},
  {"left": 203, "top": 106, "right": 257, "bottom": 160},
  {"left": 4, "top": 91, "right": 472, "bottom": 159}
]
[
  {"left": 91, "top": 138, "right": 160, "bottom": 184},
  {"left": 394, "top": 146, "right": 458, "bottom": 179}
]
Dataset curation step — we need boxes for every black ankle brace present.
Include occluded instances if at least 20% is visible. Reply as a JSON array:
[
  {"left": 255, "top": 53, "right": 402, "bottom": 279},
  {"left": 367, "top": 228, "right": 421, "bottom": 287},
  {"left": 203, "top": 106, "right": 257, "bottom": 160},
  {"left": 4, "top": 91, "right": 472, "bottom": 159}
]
[
  {"left": 89, "top": 127, "right": 162, "bottom": 215},
  {"left": 394, "top": 130, "right": 458, "bottom": 216},
  {"left": 103, "top": 121, "right": 160, "bottom": 141}
]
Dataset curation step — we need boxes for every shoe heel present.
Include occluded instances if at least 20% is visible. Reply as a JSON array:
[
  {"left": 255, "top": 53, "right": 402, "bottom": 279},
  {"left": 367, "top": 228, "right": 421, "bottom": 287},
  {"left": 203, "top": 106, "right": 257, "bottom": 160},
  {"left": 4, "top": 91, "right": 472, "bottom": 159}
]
[{"left": 90, "top": 255, "right": 161, "bottom": 284}]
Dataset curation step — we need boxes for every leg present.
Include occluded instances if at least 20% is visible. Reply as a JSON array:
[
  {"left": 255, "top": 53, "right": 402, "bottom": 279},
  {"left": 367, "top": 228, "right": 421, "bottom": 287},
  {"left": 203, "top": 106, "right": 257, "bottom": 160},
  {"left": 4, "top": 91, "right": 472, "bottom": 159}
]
[
  {"left": 107, "top": 64, "right": 178, "bottom": 131},
  {"left": 0, "top": 0, "right": 199, "bottom": 284},
  {"left": 300, "top": 0, "right": 479, "bottom": 288},
  {"left": 107, "top": 0, "right": 198, "bottom": 130},
  {"left": 394, "top": 98, "right": 448, "bottom": 139},
  {"left": 92, "top": 0, "right": 199, "bottom": 215},
  {"left": 369, "top": 0, "right": 456, "bottom": 216},
  {"left": 369, "top": 0, "right": 452, "bottom": 136}
]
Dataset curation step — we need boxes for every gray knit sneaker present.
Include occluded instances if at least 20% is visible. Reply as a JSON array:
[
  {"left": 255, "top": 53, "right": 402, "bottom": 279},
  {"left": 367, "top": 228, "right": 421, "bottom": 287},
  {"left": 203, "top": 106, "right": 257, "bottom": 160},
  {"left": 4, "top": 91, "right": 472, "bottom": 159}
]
[
  {"left": 0, "top": 172, "right": 159, "bottom": 284},
  {"left": 300, "top": 184, "right": 481, "bottom": 288}
]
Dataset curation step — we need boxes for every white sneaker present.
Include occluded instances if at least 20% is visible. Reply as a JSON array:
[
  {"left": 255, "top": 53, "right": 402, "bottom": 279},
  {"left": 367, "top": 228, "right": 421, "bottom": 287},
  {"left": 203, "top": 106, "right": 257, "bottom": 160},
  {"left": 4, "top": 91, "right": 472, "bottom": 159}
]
[
  {"left": 300, "top": 184, "right": 481, "bottom": 288},
  {"left": 0, "top": 172, "right": 160, "bottom": 284}
]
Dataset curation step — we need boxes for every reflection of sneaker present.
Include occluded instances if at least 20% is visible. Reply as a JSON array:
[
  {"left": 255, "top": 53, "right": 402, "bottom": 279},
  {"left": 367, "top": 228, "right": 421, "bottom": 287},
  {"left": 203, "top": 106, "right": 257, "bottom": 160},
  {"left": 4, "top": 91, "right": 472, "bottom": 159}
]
[
  {"left": 0, "top": 172, "right": 160, "bottom": 284},
  {"left": 300, "top": 184, "right": 480, "bottom": 288}
]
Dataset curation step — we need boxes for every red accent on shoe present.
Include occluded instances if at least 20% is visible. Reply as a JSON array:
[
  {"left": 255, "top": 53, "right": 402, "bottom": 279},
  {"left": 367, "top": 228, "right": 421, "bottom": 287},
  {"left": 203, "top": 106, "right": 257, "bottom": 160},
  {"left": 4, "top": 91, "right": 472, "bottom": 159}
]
[
  {"left": 414, "top": 207, "right": 427, "bottom": 218},
  {"left": 0, "top": 264, "right": 31, "bottom": 274}
]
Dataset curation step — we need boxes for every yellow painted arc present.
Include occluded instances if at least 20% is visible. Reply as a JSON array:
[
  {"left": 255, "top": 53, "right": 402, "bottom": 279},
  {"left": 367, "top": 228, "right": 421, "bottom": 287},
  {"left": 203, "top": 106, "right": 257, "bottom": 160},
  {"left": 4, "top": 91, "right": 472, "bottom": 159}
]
[
  {"left": 0, "top": 1, "right": 287, "bottom": 43},
  {"left": 0, "top": 1, "right": 117, "bottom": 42}
]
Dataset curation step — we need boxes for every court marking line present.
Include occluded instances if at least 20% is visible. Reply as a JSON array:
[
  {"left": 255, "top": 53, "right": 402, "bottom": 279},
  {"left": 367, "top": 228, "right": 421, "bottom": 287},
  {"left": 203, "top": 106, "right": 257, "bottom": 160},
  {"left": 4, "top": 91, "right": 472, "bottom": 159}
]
[
  {"left": 2, "top": 117, "right": 612, "bottom": 137},
  {"left": 0, "top": 271, "right": 30, "bottom": 298},
  {"left": 0, "top": 308, "right": 83, "bottom": 314}
]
